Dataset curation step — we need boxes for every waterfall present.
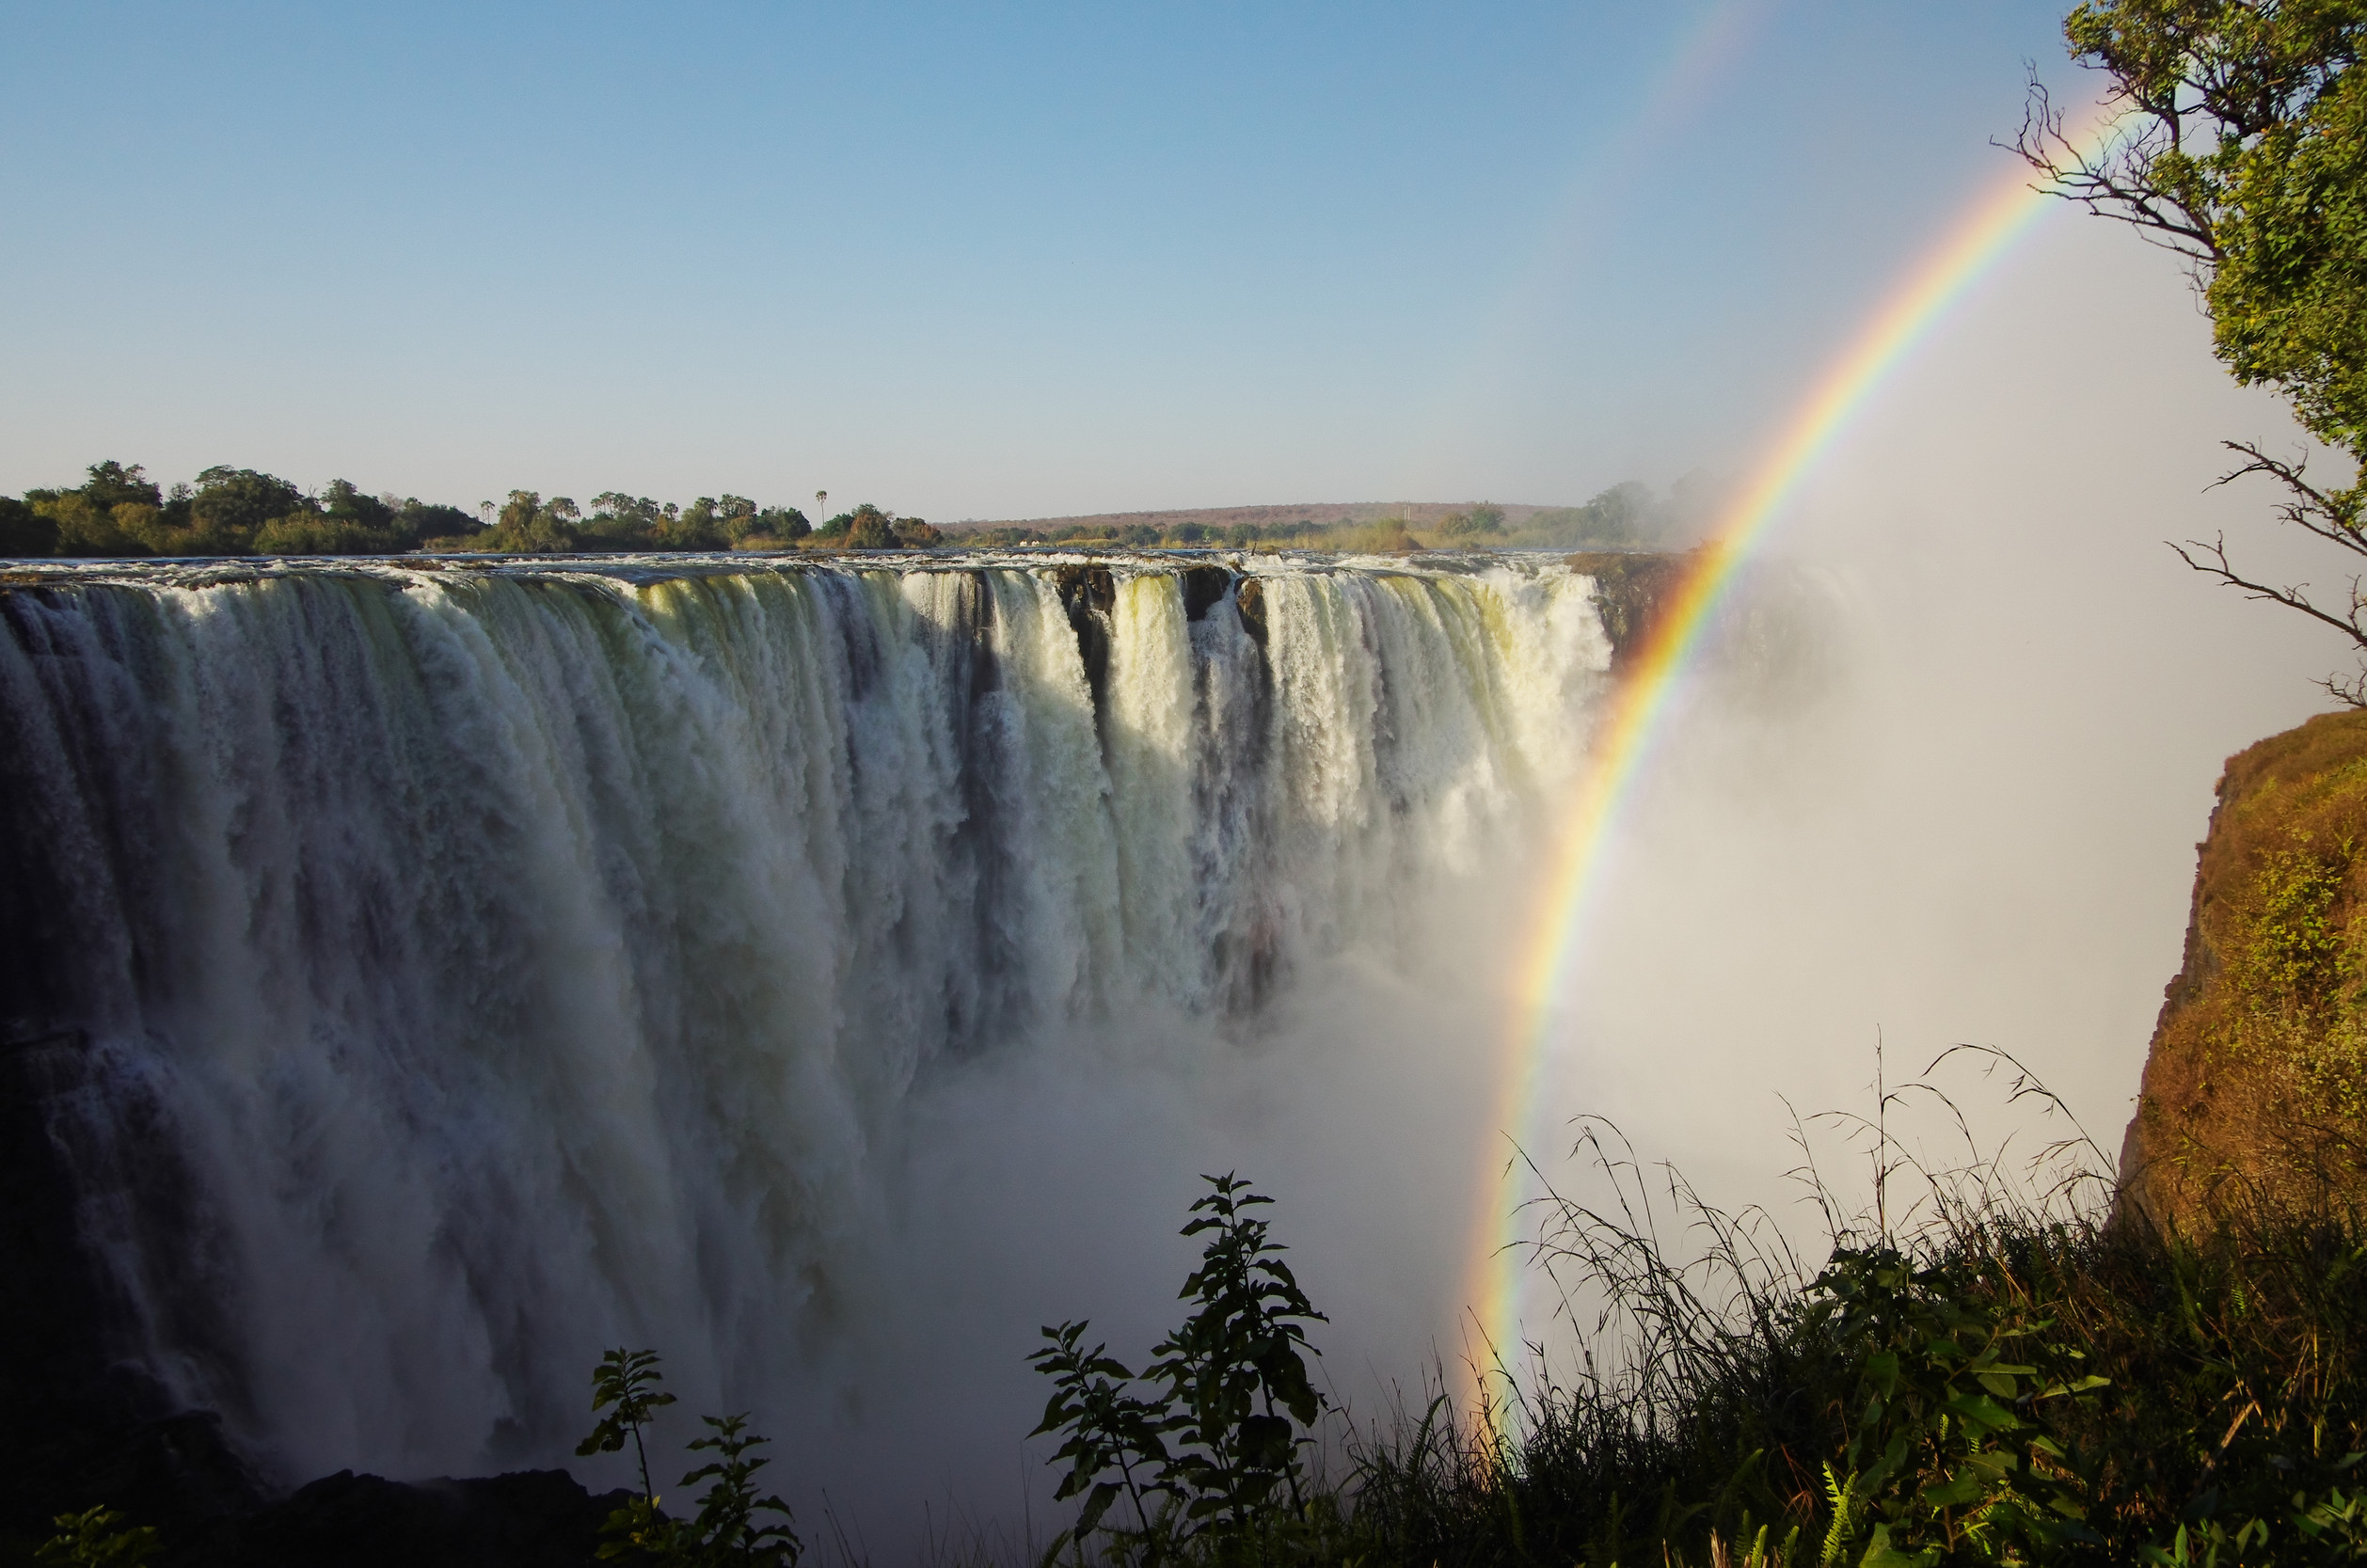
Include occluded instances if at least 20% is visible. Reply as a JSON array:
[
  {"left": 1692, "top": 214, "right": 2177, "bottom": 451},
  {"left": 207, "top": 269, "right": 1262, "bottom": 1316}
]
[{"left": 0, "top": 552, "right": 1611, "bottom": 1491}]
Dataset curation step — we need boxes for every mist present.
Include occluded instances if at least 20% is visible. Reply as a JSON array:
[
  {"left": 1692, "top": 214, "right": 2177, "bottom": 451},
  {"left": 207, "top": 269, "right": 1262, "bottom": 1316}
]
[
  {"left": 1532, "top": 213, "right": 2341, "bottom": 1250},
  {"left": 745, "top": 214, "right": 2359, "bottom": 1543}
]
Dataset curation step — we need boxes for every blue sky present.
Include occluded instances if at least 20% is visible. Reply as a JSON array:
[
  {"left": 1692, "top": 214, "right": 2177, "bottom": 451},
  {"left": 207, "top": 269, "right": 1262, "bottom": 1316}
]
[{"left": 3, "top": 2, "right": 2100, "bottom": 520}]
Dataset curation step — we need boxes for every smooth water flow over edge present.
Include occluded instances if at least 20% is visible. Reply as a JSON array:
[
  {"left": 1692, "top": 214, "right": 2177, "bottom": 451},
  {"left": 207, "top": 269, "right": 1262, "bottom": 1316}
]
[{"left": 0, "top": 552, "right": 1611, "bottom": 1484}]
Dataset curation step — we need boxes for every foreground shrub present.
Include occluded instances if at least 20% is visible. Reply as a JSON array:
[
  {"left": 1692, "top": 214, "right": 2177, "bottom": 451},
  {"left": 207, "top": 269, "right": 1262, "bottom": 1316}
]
[
  {"left": 577, "top": 1347, "right": 801, "bottom": 1567},
  {"left": 1029, "top": 1174, "right": 1339, "bottom": 1565},
  {"left": 1341, "top": 1059, "right": 2367, "bottom": 1567},
  {"left": 31, "top": 1508, "right": 157, "bottom": 1567}
]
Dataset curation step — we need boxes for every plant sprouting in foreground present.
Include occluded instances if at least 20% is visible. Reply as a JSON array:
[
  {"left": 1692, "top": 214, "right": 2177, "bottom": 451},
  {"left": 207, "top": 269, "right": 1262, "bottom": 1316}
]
[
  {"left": 675, "top": 1413, "right": 802, "bottom": 1566},
  {"left": 1031, "top": 1321, "right": 1177, "bottom": 1551},
  {"left": 1339, "top": 1049, "right": 2367, "bottom": 1567},
  {"left": 1030, "top": 1173, "right": 1332, "bottom": 1561},
  {"left": 32, "top": 1507, "right": 159, "bottom": 1568},
  {"left": 1800, "top": 1244, "right": 2110, "bottom": 1565},
  {"left": 580, "top": 1346, "right": 678, "bottom": 1499},
  {"left": 1149, "top": 1175, "right": 1330, "bottom": 1533},
  {"left": 579, "top": 1348, "right": 801, "bottom": 1566}
]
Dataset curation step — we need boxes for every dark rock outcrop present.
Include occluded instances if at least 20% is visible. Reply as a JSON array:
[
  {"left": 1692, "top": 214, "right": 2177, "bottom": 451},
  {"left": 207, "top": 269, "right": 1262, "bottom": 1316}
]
[
  {"left": 1234, "top": 578, "right": 1267, "bottom": 650},
  {"left": 169, "top": 1468, "right": 630, "bottom": 1568},
  {"left": 1563, "top": 550, "right": 1688, "bottom": 672},
  {"left": 0, "top": 1025, "right": 268, "bottom": 1561},
  {"left": 1, "top": 1029, "right": 626, "bottom": 1567},
  {"left": 1178, "top": 564, "right": 1233, "bottom": 623},
  {"left": 1052, "top": 563, "right": 1118, "bottom": 709}
]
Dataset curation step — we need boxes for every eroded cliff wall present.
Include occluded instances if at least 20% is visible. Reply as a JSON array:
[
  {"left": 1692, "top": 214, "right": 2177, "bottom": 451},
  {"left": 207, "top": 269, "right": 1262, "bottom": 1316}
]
[{"left": 2123, "top": 710, "right": 2367, "bottom": 1224}]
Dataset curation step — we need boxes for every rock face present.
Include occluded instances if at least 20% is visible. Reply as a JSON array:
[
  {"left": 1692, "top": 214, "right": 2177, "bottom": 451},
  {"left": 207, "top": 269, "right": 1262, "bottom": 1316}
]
[
  {"left": 1, "top": 1028, "right": 627, "bottom": 1565},
  {"left": 0, "top": 1025, "right": 266, "bottom": 1558},
  {"left": 2121, "top": 710, "right": 2367, "bottom": 1227},
  {"left": 171, "top": 1469, "right": 631, "bottom": 1568},
  {"left": 1563, "top": 551, "right": 1688, "bottom": 671}
]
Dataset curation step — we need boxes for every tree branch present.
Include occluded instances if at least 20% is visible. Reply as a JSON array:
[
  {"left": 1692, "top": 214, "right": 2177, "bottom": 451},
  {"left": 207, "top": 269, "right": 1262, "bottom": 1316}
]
[
  {"left": 2210, "top": 440, "right": 2367, "bottom": 556},
  {"left": 2168, "top": 532, "right": 2367, "bottom": 706},
  {"left": 2004, "top": 73, "right": 2220, "bottom": 263}
]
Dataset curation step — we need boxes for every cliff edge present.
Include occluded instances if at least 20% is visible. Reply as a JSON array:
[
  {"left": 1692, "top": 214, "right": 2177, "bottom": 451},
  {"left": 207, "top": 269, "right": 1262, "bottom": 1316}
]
[
  {"left": 2122, "top": 710, "right": 2367, "bottom": 1225},
  {"left": 1565, "top": 550, "right": 1687, "bottom": 672}
]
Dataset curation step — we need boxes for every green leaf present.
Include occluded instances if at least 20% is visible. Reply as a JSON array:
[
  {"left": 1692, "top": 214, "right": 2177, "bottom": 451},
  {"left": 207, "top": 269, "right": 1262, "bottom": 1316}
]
[
  {"left": 1076, "top": 1481, "right": 1122, "bottom": 1535},
  {"left": 34, "top": 1508, "right": 161, "bottom": 1568},
  {"left": 1856, "top": 1522, "right": 1940, "bottom": 1568},
  {"left": 2039, "top": 1374, "right": 2111, "bottom": 1399},
  {"left": 1962, "top": 1449, "right": 2021, "bottom": 1481},
  {"left": 1943, "top": 1392, "right": 2021, "bottom": 1434},
  {"left": 1918, "top": 1472, "right": 1987, "bottom": 1510}
]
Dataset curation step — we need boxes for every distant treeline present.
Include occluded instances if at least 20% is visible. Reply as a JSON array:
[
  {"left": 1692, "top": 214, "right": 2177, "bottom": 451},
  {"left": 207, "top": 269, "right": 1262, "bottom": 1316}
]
[
  {"left": 0, "top": 461, "right": 1684, "bottom": 559},
  {"left": 0, "top": 463, "right": 913, "bottom": 557},
  {"left": 964, "top": 483, "right": 1687, "bottom": 551}
]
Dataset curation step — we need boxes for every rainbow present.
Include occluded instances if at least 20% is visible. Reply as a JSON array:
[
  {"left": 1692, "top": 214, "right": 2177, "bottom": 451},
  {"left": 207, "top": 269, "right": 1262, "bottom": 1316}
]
[{"left": 1462, "top": 151, "right": 2075, "bottom": 1377}]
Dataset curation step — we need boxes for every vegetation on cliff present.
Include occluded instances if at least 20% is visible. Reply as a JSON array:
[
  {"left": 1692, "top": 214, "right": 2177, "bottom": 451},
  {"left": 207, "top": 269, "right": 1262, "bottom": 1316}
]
[
  {"left": 2123, "top": 710, "right": 2367, "bottom": 1226},
  {"left": 1012, "top": 1108, "right": 2367, "bottom": 1568}
]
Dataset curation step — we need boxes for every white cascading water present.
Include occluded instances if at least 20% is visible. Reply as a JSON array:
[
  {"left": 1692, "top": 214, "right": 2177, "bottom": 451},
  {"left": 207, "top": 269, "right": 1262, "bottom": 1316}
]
[{"left": 0, "top": 551, "right": 1612, "bottom": 1502}]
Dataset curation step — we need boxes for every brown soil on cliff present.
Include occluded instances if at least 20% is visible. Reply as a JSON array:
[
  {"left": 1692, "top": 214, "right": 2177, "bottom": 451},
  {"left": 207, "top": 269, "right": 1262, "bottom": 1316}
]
[{"left": 2122, "top": 709, "right": 2367, "bottom": 1226}]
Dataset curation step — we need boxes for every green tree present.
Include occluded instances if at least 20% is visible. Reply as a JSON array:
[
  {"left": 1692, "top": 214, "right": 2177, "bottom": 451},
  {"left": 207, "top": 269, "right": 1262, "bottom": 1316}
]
[
  {"left": 580, "top": 1346, "right": 676, "bottom": 1499},
  {"left": 666, "top": 498, "right": 734, "bottom": 550},
  {"left": 23, "top": 462, "right": 180, "bottom": 557},
  {"left": 30, "top": 495, "right": 144, "bottom": 556},
  {"left": 254, "top": 478, "right": 403, "bottom": 555},
  {"left": 319, "top": 479, "right": 395, "bottom": 529},
  {"left": 77, "top": 461, "right": 163, "bottom": 512},
  {"left": 463, "top": 490, "right": 580, "bottom": 553},
  {"left": 0, "top": 495, "right": 55, "bottom": 556},
  {"left": 753, "top": 505, "right": 811, "bottom": 544},
  {"left": 1030, "top": 1323, "right": 1177, "bottom": 1558},
  {"left": 396, "top": 498, "right": 479, "bottom": 548},
  {"left": 585, "top": 492, "right": 667, "bottom": 547},
  {"left": 1433, "top": 502, "right": 1506, "bottom": 538},
  {"left": 673, "top": 1413, "right": 802, "bottom": 1566},
  {"left": 2018, "top": 2, "right": 2367, "bottom": 700},
  {"left": 186, "top": 466, "right": 309, "bottom": 552},
  {"left": 844, "top": 503, "right": 897, "bottom": 549}
]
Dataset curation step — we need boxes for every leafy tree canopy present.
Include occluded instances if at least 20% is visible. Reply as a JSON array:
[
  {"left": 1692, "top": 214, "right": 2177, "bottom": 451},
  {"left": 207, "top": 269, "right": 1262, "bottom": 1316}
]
[
  {"left": 2021, "top": 0, "right": 2367, "bottom": 698},
  {"left": 77, "top": 461, "right": 164, "bottom": 512},
  {"left": 189, "top": 466, "right": 306, "bottom": 535},
  {"left": 2028, "top": 0, "right": 2367, "bottom": 454},
  {"left": 845, "top": 503, "right": 898, "bottom": 550}
]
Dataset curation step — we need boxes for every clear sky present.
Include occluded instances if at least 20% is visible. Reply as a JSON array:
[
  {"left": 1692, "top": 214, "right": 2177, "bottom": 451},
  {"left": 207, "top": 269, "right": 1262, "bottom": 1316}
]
[{"left": 3, "top": 2, "right": 2108, "bottom": 521}]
